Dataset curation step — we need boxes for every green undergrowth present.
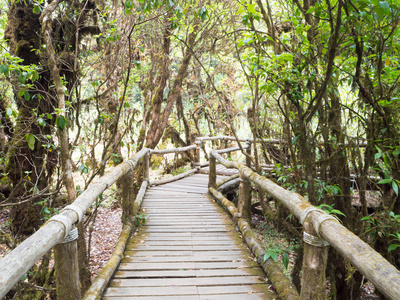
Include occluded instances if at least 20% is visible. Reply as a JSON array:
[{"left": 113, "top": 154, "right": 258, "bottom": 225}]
[{"left": 253, "top": 216, "right": 299, "bottom": 279}]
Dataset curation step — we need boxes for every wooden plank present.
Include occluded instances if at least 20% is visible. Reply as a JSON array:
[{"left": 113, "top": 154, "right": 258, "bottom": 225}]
[
  {"left": 118, "top": 261, "right": 259, "bottom": 270},
  {"left": 103, "top": 296, "right": 200, "bottom": 300},
  {"left": 121, "top": 255, "right": 251, "bottom": 263},
  {"left": 128, "top": 240, "right": 238, "bottom": 246},
  {"left": 109, "top": 276, "right": 265, "bottom": 287},
  {"left": 125, "top": 250, "right": 246, "bottom": 257},
  {"left": 113, "top": 268, "right": 264, "bottom": 278},
  {"left": 126, "top": 245, "right": 247, "bottom": 251},
  {"left": 198, "top": 285, "right": 267, "bottom": 295},
  {"left": 103, "top": 174, "right": 275, "bottom": 299},
  {"left": 103, "top": 286, "right": 198, "bottom": 297},
  {"left": 199, "top": 294, "right": 269, "bottom": 300}
]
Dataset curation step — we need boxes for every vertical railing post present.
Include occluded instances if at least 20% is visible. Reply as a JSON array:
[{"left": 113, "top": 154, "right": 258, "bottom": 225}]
[
  {"left": 245, "top": 139, "right": 252, "bottom": 168},
  {"left": 209, "top": 152, "right": 217, "bottom": 189},
  {"left": 300, "top": 214, "right": 329, "bottom": 299},
  {"left": 143, "top": 151, "right": 150, "bottom": 182},
  {"left": 121, "top": 167, "right": 134, "bottom": 225},
  {"left": 54, "top": 228, "right": 81, "bottom": 299},
  {"left": 195, "top": 139, "right": 202, "bottom": 169},
  {"left": 238, "top": 140, "right": 252, "bottom": 221}
]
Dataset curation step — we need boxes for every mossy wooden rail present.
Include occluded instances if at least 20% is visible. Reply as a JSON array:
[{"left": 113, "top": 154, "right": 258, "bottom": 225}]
[
  {"left": 0, "top": 135, "right": 393, "bottom": 299},
  {"left": 208, "top": 146, "right": 400, "bottom": 300}
]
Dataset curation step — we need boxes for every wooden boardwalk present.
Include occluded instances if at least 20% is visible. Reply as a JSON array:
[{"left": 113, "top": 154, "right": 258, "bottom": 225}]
[{"left": 103, "top": 174, "right": 276, "bottom": 299}]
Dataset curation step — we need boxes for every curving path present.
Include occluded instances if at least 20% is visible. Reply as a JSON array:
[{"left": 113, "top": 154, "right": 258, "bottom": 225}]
[{"left": 103, "top": 173, "right": 277, "bottom": 299}]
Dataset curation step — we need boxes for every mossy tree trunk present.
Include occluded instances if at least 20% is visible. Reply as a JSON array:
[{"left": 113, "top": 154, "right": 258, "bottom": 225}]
[{"left": 4, "top": 1, "right": 57, "bottom": 235}]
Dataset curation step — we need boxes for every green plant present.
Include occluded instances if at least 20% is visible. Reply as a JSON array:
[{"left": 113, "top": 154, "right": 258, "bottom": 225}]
[
  {"left": 135, "top": 213, "right": 149, "bottom": 226},
  {"left": 264, "top": 248, "right": 290, "bottom": 269},
  {"left": 317, "top": 204, "right": 346, "bottom": 218}
]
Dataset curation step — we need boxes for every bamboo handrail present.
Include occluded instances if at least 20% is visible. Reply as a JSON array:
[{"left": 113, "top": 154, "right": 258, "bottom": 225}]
[
  {"left": 150, "top": 144, "right": 197, "bottom": 155},
  {"left": 0, "top": 148, "right": 150, "bottom": 298},
  {"left": 209, "top": 149, "right": 400, "bottom": 300},
  {"left": 0, "top": 135, "right": 372, "bottom": 299}
]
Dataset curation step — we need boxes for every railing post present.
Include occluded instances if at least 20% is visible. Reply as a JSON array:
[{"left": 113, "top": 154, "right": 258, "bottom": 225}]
[
  {"left": 195, "top": 139, "right": 202, "bottom": 168},
  {"left": 121, "top": 168, "right": 134, "bottom": 225},
  {"left": 245, "top": 139, "right": 252, "bottom": 168},
  {"left": 209, "top": 153, "right": 217, "bottom": 189},
  {"left": 300, "top": 214, "right": 329, "bottom": 299},
  {"left": 238, "top": 175, "right": 251, "bottom": 222},
  {"left": 54, "top": 229, "right": 81, "bottom": 299},
  {"left": 237, "top": 140, "right": 252, "bottom": 222},
  {"left": 143, "top": 151, "right": 150, "bottom": 182}
]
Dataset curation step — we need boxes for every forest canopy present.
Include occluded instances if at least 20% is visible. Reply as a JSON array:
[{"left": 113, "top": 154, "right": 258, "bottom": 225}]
[{"left": 1, "top": 0, "right": 400, "bottom": 298}]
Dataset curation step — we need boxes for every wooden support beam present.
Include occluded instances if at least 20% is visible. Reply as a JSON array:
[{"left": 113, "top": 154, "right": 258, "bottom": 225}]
[
  {"left": 209, "top": 154, "right": 217, "bottom": 189},
  {"left": 121, "top": 169, "right": 135, "bottom": 225},
  {"left": 54, "top": 237, "right": 81, "bottom": 300},
  {"left": 300, "top": 217, "right": 329, "bottom": 299}
]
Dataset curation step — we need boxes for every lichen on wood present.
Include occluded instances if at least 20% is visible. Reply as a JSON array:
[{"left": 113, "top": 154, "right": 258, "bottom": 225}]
[{"left": 209, "top": 187, "right": 300, "bottom": 300}]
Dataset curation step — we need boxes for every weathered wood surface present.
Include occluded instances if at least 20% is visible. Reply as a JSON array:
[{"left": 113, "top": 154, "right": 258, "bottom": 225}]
[
  {"left": 199, "top": 164, "right": 239, "bottom": 176},
  {"left": 103, "top": 174, "right": 277, "bottom": 299},
  {"left": 210, "top": 150, "right": 400, "bottom": 300}
]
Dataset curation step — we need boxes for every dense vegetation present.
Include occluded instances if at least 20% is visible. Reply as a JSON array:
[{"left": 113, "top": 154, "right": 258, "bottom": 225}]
[{"left": 1, "top": 0, "right": 400, "bottom": 298}]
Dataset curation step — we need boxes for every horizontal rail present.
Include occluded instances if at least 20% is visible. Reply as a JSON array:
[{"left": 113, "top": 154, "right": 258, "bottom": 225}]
[
  {"left": 150, "top": 144, "right": 196, "bottom": 155},
  {"left": 0, "top": 148, "right": 150, "bottom": 298},
  {"left": 150, "top": 168, "right": 198, "bottom": 186},
  {"left": 215, "top": 145, "right": 249, "bottom": 154},
  {"left": 210, "top": 149, "right": 400, "bottom": 300}
]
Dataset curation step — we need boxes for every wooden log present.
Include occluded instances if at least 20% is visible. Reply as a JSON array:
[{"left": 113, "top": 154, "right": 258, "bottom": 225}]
[
  {"left": 0, "top": 221, "right": 64, "bottom": 298},
  {"left": 210, "top": 149, "right": 400, "bottom": 300},
  {"left": 209, "top": 155, "right": 217, "bottom": 189},
  {"left": 150, "top": 145, "right": 196, "bottom": 155},
  {"left": 300, "top": 217, "right": 329, "bottom": 299},
  {"left": 150, "top": 169, "right": 197, "bottom": 186},
  {"left": 218, "top": 178, "right": 240, "bottom": 194},
  {"left": 54, "top": 238, "right": 81, "bottom": 300},
  {"left": 208, "top": 191, "right": 299, "bottom": 300},
  {"left": 121, "top": 169, "right": 135, "bottom": 225},
  {"left": 216, "top": 145, "right": 249, "bottom": 155},
  {"left": 83, "top": 224, "right": 132, "bottom": 300},
  {"left": 0, "top": 148, "right": 150, "bottom": 298},
  {"left": 215, "top": 173, "right": 239, "bottom": 189},
  {"left": 316, "top": 213, "right": 400, "bottom": 300},
  {"left": 143, "top": 152, "right": 150, "bottom": 182},
  {"left": 209, "top": 188, "right": 240, "bottom": 219},
  {"left": 197, "top": 136, "right": 246, "bottom": 142},
  {"left": 195, "top": 140, "right": 202, "bottom": 167},
  {"left": 238, "top": 175, "right": 251, "bottom": 222},
  {"left": 134, "top": 181, "right": 148, "bottom": 215}
]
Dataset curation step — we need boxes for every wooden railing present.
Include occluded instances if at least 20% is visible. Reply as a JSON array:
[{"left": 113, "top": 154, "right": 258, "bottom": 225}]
[
  {"left": 0, "top": 143, "right": 200, "bottom": 299},
  {"left": 0, "top": 135, "right": 388, "bottom": 299},
  {"left": 208, "top": 146, "right": 400, "bottom": 300}
]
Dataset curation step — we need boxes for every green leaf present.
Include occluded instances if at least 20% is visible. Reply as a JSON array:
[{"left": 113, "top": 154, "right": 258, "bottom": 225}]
[
  {"left": 56, "top": 115, "right": 67, "bottom": 129},
  {"left": 25, "top": 134, "right": 35, "bottom": 150},
  {"left": 6, "top": 108, "right": 13, "bottom": 116},
  {"left": 393, "top": 147, "right": 400, "bottom": 157},
  {"left": 377, "top": 178, "right": 392, "bottom": 184},
  {"left": 24, "top": 91, "right": 30, "bottom": 101},
  {"left": 0, "top": 64, "right": 9, "bottom": 76},
  {"left": 393, "top": 181, "right": 399, "bottom": 196},
  {"left": 33, "top": 5, "right": 41, "bottom": 14},
  {"left": 374, "top": 152, "right": 382, "bottom": 160},
  {"left": 388, "top": 244, "right": 399, "bottom": 252},
  {"left": 282, "top": 252, "right": 289, "bottom": 269},
  {"left": 247, "top": 3, "right": 257, "bottom": 14},
  {"left": 360, "top": 216, "right": 371, "bottom": 221},
  {"left": 305, "top": 6, "right": 316, "bottom": 14}
]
